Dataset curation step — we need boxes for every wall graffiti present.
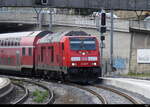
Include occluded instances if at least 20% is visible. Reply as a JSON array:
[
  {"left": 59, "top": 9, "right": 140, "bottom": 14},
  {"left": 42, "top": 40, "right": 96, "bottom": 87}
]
[{"left": 113, "top": 57, "right": 127, "bottom": 70}]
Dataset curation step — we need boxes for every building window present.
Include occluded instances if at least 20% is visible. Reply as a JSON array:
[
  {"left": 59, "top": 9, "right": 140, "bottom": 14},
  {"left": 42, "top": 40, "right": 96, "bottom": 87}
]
[{"left": 22, "top": 48, "right": 26, "bottom": 56}]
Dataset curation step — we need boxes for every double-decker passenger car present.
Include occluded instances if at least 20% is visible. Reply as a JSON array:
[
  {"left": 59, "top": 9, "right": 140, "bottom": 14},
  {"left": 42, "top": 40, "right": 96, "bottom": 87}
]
[{"left": 0, "top": 30, "right": 101, "bottom": 83}]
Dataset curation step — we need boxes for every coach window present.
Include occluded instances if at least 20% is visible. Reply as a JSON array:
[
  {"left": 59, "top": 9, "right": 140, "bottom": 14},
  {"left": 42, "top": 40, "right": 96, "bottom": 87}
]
[
  {"left": 8, "top": 41, "right": 10, "bottom": 46},
  {"left": 14, "top": 42, "right": 17, "bottom": 46},
  {"left": 22, "top": 48, "right": 26, "bottom": 56},
  {"left": 28, "top": 48, "right": 32, "bottom": 56},
  {"left": 11, "top": 42, "right": 13, "bottom": 46},
  {"left": 1, "top": 41, "right": 3, "bottom": 46},
  {"left": 4, "top": 41, "right": 7, "bottom": 46}
]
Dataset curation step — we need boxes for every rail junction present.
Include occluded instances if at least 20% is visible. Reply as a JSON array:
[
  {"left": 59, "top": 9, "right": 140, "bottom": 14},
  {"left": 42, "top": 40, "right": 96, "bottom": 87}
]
[{"left": 0, "top": 75, "right": 148, "bottom": 104}]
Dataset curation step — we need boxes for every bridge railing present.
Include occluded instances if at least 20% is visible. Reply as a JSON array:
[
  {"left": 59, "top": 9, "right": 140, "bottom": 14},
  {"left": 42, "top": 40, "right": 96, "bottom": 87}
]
[{"left": 129, "top": 20, "right": 150, "bottom": 30}]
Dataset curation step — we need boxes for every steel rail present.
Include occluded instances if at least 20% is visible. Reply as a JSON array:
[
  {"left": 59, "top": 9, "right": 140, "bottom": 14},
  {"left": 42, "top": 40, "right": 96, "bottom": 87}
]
[
  {"left": 92, "top": 84, "right": 141, "bottom": 104},
  {"left": 12, "top": 83, "right": 29, "bottom": 104}
]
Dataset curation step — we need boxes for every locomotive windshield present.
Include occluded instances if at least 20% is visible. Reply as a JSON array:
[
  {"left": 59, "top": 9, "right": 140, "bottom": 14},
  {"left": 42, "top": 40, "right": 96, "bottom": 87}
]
[{"left": 70, "top": 38, "right": 96, "bottom": 50}]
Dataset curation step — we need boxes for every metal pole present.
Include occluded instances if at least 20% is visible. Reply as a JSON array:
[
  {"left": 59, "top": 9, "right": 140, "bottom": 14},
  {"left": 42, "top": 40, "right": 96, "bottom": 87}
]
[
  {"left": 110, "top": 9, "right": 114, "bottom": 71},
  {"left": 39, "top": 12, "right": 42, "bottom": 30},
  {"left": 49, "top": 8, "right": 53, "bottom": 31},
  {"left": 100, "top": 33, "right": 104, "bottom": 77},
  {"left": 34, "top": 8, "right": 42, "bottom": 30}
]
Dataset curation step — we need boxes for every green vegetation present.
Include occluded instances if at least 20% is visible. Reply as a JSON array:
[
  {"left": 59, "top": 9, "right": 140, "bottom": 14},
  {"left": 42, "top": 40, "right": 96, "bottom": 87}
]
[
  {"left": 123, "top": 72, "right": 150, "bottom": 77},
  {"left": 32, "top": 89, "right": 49, "bottom": 103}
]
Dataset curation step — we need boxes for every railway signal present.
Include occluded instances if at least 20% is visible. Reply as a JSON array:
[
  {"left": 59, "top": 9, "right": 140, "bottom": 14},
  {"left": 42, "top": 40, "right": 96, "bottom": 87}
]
[
  {"left": 35, "top": 0, "right": 48, "bottom": 5},
  {"left": 100, "top": 10, "right": 106, "bottom": 33},
  {"left": 99, "top": 9, "right": 106, "bottom": 77}
]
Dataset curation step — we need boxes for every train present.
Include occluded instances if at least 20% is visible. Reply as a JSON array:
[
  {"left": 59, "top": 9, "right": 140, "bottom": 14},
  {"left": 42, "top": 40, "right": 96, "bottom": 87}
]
[{"left": 0, "top": 30, "right": 102, "bottom": 83}]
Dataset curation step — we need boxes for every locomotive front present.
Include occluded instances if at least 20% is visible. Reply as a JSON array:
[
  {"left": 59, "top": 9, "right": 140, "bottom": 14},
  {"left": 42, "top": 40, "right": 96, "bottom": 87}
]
[{"left": 65, "top": 36, "right": 102, "bottom": 83}]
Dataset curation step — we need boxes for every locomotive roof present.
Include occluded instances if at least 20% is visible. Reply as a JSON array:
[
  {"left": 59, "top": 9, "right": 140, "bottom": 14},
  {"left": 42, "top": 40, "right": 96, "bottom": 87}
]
[{"left": 38, "top": 30, "right": 90, "bottom": 44}]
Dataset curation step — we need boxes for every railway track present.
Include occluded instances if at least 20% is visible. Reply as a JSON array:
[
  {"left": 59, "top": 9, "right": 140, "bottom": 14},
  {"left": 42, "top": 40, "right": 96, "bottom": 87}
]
[
  {"left": 65, "top": 83, "right": 108, "bottom": 104},
  {"left": 3, "top": 76, "right": 54, "bottom": 104},
  {"left": 90, "top": 84, "right": 142, "bottom": 104},
  {"left": 11, "top": 83, "right": 29, "bottom": 104},
  {"left": 0, "top": 75, "right": 144, "bottom": 104}
]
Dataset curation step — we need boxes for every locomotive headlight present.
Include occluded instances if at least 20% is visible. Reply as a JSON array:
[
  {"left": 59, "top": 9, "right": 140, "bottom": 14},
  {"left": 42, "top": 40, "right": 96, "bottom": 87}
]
[
  {"left": 72, "top": 63, "right": 77, "bottom": 66},
  {"left": 82, "top": 52, "right": 86, "bottom": 55},
  {"left": 71, "top": 57, "right": 80, "bottom": 61},
  {"left": 88, "top": 57, "right": 97, "bottom": 61},
  {"left": 92, "top": 62, "right": 97, "bottom": 66}
]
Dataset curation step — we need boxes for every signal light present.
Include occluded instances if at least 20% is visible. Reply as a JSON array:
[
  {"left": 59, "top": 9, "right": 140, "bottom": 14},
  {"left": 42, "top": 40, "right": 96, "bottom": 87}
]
[
  {"left": 35, "top": 0, "right": 48, "bottom": 5},
  {"left": 41, "top": 0, "right": 48, "bottom": 5},
  {"left": 100, "top": 26, "right": 106, "bottom": 33},
  {"left": 101, "top": 12, "right": 106, "bottom": 26},
  {"left": 101, "top": 36, "right": 105, "bottom": 41}
]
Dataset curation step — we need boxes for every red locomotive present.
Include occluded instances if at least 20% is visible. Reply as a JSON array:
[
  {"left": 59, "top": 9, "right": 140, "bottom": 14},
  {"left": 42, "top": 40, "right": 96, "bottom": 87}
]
[{"left": 0, "top": 30, "right": 101, "bottom": 83}]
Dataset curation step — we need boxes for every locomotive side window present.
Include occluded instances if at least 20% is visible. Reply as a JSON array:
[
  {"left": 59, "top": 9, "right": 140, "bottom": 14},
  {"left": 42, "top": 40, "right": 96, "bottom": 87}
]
[
  {"left": 70, "top": 38, "right": 96, "bottom": 50},
  {"left": 22, "top": 48, "right": 26, "bottom": 56},
  {"left": 48, "top": 46, "right": 54, "bottom": 63},
  {"left": 51, "top": 46, "right": 54, "bottom": 63},
  {"left": 28, "top": 48, "right": 32, "bottom": 56},
  {"left": 62, "top": 43, "right": 64, "bottom": 50},
  {"left": 41, "top": 47, "right": 45, "bottom": 62}
]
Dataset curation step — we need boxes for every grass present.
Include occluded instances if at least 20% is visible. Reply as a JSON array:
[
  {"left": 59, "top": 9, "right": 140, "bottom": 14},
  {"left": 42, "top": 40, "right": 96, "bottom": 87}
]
[
  {"left": 32, "top": 89, "right": 49, "bottom": 103},
  {"left": 122, "top": 72, "right": 150, "bottom": 77}
]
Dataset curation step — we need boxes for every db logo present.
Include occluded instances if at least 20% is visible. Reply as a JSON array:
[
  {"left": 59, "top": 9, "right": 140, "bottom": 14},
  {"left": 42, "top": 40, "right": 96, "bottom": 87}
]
[
  {"left": 81, "top": 63, "right": 88, "bottom": 65},
  {"left": 81, "top": 57, "right": 88, "bottom": 61}
]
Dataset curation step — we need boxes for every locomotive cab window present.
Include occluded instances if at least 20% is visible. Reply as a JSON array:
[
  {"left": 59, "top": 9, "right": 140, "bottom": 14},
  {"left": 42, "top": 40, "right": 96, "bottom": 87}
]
[{"left": 70, "top": 38, "right": 96, "bottom": 50}]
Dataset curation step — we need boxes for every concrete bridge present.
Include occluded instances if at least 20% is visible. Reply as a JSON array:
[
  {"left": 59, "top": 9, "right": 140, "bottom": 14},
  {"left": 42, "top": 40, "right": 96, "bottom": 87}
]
[{"left": 0, "top": 0, "right": 150, "bottom": 11}]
